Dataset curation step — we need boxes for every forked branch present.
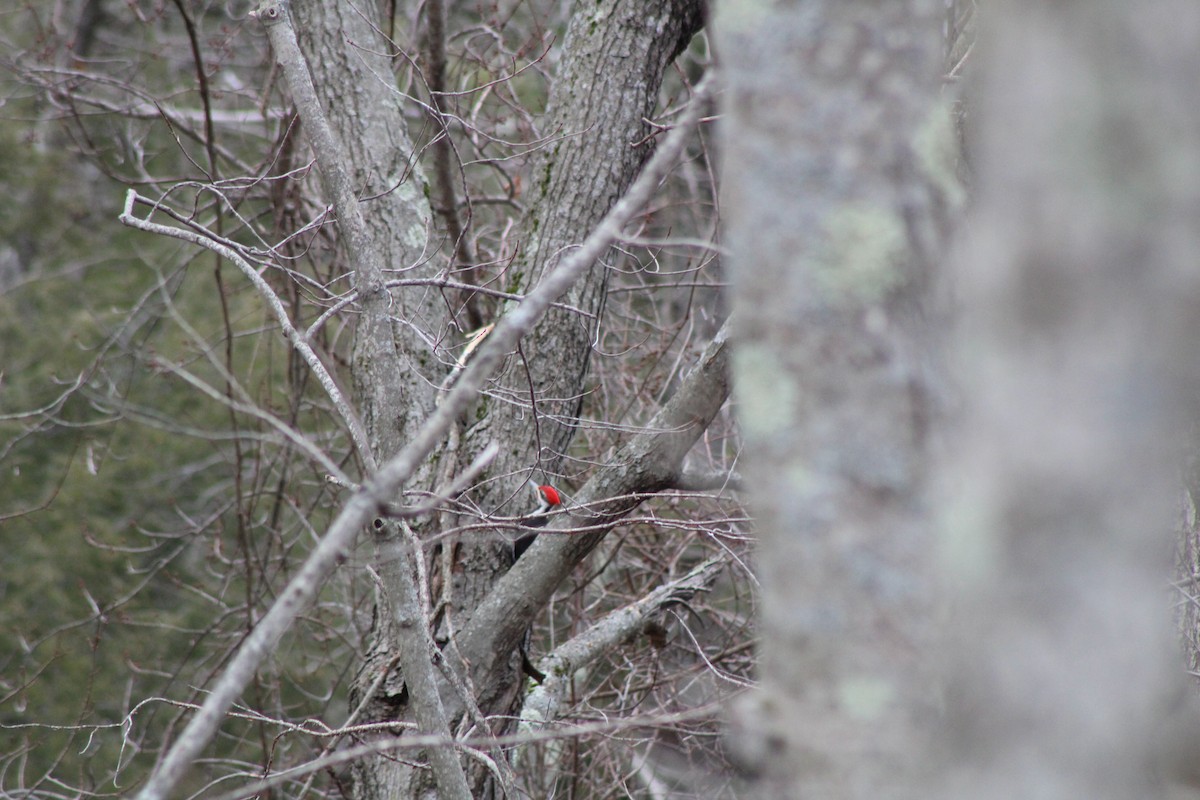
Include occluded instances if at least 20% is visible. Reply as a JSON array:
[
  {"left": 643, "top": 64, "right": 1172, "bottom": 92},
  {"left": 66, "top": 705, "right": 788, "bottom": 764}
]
[{"left": 131, "top": 56, "right": 716, "bottom": 800}]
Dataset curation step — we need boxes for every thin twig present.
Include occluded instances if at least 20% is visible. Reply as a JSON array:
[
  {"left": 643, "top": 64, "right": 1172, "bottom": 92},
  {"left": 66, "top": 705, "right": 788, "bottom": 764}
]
[
  {"left": 119, "top": 191, "right": 372, "bottom": 464},
  {"left": 131, "top": 66, "right": 715, "bottom": 800}
]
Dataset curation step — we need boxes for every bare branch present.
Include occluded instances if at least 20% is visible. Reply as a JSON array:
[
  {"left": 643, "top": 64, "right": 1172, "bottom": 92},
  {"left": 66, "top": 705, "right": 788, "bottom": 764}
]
[
  {"left": 422, "top": 0, "right": 483, "bottom": 329},
  {"left": 378, "top": 443, "right": 498, "bottom": 518},
  {"left": 520, "top": 555, "right": 726, "bottom": 732},
  {"left": 151, "top": 284, "right": 350, "bottom": 483},
  {"left": 149, "top": 355, "right": 349, "bottom": 485},
  {"left": 203, "top": 707, "right": 721, "bottom": 800},
  {"left": 118, "top": 190, "right": 373, "bottom": 465},
  {"left": 457, "top": 319, "right": 731, "bottom": 692},
  {"left": 251, "top": 1, "right": 389, "bottom": 302},
  {"left": 131, "top": 59, "right": 716, "bottom": 800},
  {"left": 673, "top": 469, "right": 743, "bottom": 493}
]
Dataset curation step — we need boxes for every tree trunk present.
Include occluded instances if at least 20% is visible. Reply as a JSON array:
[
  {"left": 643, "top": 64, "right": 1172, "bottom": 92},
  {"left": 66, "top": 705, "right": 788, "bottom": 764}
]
[
  {"left": 291, "top": 0, "right": 440, "bottom": 463},
  {"left": 296, "top": 1, "right": 705, "bottom": 797},
  {"left": 931, "top": 2, "right": 1200, "bottom": 797},
  {"left": 716, "top": 1, "right": 952, "bottom": 796}
]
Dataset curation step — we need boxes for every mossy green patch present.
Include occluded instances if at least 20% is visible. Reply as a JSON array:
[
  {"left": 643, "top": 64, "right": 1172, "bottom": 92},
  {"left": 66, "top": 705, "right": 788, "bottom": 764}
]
[
  {"left": 914, "top": 102, "right": 967, "bottom": 210},
  {"left": 732, "top": 344, "right": 797, "bottom": 442},
  {"left": 838, "top": 675, "right": 895, "bottom": 720},
  {"left": 812, "top": 203, "right": 907, "bottom": 306}
]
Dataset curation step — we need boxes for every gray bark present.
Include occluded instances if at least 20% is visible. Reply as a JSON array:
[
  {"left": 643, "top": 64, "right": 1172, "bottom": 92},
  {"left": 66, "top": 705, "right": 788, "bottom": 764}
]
[
  {"left": 497, "top": 0, "right": 705, "bottom": 466},
  {"left": 284, "top": 1, "right": 710, "bottom": 797},
  {"left": 291, "top": 0, "right": 441, "bottom": 463},
  {"left": 932, "top": 3, "right": 1200, "bottom": 797},
  {"left": 446, "top": 0, "right": 706, "bottom": 634},
  {"left": 284, "top": 4, "right": 474, "bottom": 797},
  {"left": 716, "top": 1, "right": 951, "bottom": 797}
]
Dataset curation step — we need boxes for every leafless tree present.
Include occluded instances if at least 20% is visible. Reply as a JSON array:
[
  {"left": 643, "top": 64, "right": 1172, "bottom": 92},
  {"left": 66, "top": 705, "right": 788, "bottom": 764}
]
[
  {"left": 3, "top": 1, "right": 744, "bottom": 799},
  {"left": 9, "top": 0, "right": 1200, "bottom": 799}
]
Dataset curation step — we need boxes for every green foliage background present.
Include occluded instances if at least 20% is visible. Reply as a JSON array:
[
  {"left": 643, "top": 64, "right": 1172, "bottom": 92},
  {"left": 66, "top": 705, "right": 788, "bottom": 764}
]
[
  {"left": 0, "top": 62, "right": 350, "bottom": 793},
  {"left": 0, "top": 3, "right": 744, "bottom": 796}
]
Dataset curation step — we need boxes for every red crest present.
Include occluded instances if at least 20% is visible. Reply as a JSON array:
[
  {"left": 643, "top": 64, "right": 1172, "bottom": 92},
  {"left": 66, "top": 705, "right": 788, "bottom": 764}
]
[{"left": 538, "top": 485, "right": 562, "bottom": 507}]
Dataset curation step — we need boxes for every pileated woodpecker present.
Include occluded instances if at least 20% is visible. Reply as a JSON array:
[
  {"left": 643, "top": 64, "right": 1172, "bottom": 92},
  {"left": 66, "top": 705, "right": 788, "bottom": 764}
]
[
  {"left": 526, "top": 482, "right": 562, "bottom": 528},
  {"left": 513, "top": 481, "right": 562, "bottom": 560}
]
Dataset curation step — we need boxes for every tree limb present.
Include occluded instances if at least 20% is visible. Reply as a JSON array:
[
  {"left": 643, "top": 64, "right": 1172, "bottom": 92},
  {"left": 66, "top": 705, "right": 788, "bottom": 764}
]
[
  {"left": 252, "top": 0, "right": 388, "bottom": 302},
  {"left": 457, "top": 321, "right": 731, "bottom": 697},
  {"left": 673, "top": 469, "right": 743, "bottom": 492},
  {"left": 132, "top": 59, "right": 715, "bottom": 800},
  {"left": 422, "top": 0, "right": 482, "bottom": 329},
  {"left": 254, "top": 5, "right": 471, "bottom": 797},
  {"left": 118, "top": 190, "right": 372, "bottom": 465},
  {"left": 519, "top": 555, "right": 727, "bottom": 734}
]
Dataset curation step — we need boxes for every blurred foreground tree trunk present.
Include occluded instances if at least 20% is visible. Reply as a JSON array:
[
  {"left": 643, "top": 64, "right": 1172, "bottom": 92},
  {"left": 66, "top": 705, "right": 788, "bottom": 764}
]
[
  {"left": 718, "top": 0, "right": 1200, "bottom": 798},
  {"left": 716, "top": 1, "right": 953, "bottom": 796},
  {"left": 933, "top": 2, "right": 1200, "bottom": 798}
]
